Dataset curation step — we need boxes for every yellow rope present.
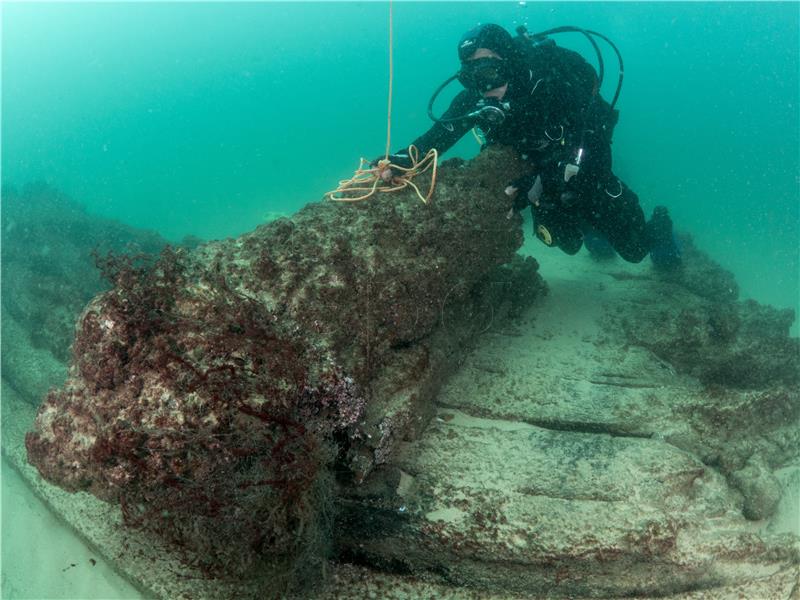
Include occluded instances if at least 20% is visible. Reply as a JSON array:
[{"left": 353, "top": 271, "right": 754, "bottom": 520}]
[
  {"left": 326, "top": 0, "right": 438, "bottom": 205},
  {"left": 327, "top": 145, "right": 438, "bottom": 204},
  {"left": 384, "top": 1, "right": 393, "bottom": 161}
]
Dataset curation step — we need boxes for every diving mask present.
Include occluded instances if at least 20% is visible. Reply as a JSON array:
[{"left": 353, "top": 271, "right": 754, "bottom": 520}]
[{"left": 457, "top": 57, "right": 510, "bottom": 92}]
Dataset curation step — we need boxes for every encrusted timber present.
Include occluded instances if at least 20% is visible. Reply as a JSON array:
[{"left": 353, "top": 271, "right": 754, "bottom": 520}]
[
  {"left": 209, "top": 146, "right": 536, "bottom": 477},
  {"left": 26, "top": 146, "right": 537, "bottom": 506},
  {"left": 335, "top": 417, "right": 800, "bottom": 598},
  {"left": 22, "top": 146, "right": 541, "bottom": 586}
]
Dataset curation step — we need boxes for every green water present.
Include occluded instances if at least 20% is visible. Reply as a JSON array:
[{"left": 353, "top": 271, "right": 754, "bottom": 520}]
[
  {"left": 3, "top": 2, "right": 798, "bottom": 320},
  {"left": 4, "top": 1, "right": 798, "bottom": 318},
  {"left": 2, "top": 3, "right": 799, "bottom": 598}
]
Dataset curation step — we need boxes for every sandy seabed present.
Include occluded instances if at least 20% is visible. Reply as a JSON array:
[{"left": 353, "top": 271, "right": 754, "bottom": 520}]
[
  {"left": 2, "top": 239, "right": 798, "bottom": 600},
  {"left": 1, "top": 458, "right": 143, "bottom": 599}
]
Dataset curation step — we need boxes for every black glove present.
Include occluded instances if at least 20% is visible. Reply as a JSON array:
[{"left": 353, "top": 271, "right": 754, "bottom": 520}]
[
  {"left": 505, "top": 158, "right": 584, "bottom": 217},
  {"left": 538, "top": 157, "right": 579, "bottom": 203}
]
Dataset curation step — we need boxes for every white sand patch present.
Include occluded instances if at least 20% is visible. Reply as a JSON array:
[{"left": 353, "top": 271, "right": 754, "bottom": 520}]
[
  {"left": 1, "top": 458, "right": 142, "bottom": 600},
  {"left": 424, "top": 506, "right": 468, "bottom": 524},
  {"left": 767, "top": 464, "right": 800, "bottom": 537}
]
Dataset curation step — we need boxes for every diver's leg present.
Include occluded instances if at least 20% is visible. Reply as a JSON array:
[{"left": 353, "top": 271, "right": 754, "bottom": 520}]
[
  {"left": 583, "top": 178, "right": 649, "bottom": 263},
  {"left": 531, "top": 204, "right": 583, "bottom": 255},
  {"left": 568, "top": 132, "right": 646, "bottom": 261},
  {"left": 583, "top": 178, "right": 681, "bottom": 267}
]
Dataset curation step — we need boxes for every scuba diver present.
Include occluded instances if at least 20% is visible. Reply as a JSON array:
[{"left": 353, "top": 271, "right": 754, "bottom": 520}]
[{"left": 376, "top": 23, "right": 681, "bottom": 268}]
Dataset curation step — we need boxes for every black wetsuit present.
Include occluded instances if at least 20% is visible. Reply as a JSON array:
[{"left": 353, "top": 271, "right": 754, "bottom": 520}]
[{"left": 403, "top": 42, "right": 651, "bottom": 262}]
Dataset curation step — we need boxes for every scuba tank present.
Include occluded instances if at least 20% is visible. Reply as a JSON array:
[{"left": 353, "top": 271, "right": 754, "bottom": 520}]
[{"left": 514, "top": 25, "right": 624, "bottom": 111}]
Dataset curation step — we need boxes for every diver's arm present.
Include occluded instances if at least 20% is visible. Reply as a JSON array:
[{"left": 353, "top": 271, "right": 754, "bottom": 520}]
[
  {"left": 393, "top": 90, "right": 478, "bottom": 158},
  {"left": 374, "top": 90, "right": 478, "bottom": 181}
]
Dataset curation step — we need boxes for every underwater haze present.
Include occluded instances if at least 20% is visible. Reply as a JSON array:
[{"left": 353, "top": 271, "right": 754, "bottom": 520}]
[
  {"left": 2, "top": 1, "right": 798, "bottom": 316},
  {"left": 3, "top": 3, "right": 800, "bottom": 598}
]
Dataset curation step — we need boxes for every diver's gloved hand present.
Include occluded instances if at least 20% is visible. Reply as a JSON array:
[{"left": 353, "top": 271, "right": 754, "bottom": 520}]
[
  {"left": 538, "top": 158, "right": 585, "bottom": 207},
  {"left": 370, "top": 153, "right": 414, "bottom": 182},
  {"left": 504, "top": 174, "right": 543, "bottom": 218}
]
